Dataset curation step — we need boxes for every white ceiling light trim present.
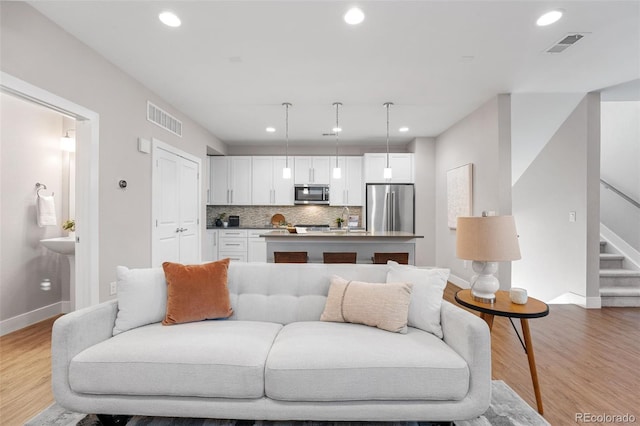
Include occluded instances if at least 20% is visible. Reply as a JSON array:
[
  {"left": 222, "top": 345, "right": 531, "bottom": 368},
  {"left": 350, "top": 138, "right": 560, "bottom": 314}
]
[
  {"left": 159, "top": 11, "right": 181, "bottom": 27},
  {"left": 266, "top": 127, "right": 276, "bottom": 133},
  {"left": 399, "top": 127, "right": 409, "bottom": 132},
  {"left": 344, "top": 7, "right": 365, "bottom": 25},
  {"left": 536, "top": 10, "right": 563, "bottom": 26}
]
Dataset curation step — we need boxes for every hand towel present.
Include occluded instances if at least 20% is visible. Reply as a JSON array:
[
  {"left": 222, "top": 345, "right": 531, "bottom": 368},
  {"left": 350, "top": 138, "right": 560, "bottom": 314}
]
[{"left": 37, "top": 195, "right": 57, "bottom": 227}]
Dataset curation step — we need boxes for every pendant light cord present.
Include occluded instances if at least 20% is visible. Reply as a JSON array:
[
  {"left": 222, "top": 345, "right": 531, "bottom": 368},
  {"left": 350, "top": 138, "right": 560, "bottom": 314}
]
[
  {"left": 384, "top": 102, "right": 393, "bottom": 168},
  {"left": 283, "top": 102, "right": 291, "bottom": 168},
  {"left": 333, "top": 102, "right": 342, "bottom": 167}
]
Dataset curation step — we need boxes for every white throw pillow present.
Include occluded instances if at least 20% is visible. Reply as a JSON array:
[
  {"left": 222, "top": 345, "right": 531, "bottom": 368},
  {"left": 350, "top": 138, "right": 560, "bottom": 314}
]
[
  {"left": 386, "top": 261, "right": 449, "bottom": 338},
  {"left": 112, "top": 266, "right": 167, "bottom": 335}
]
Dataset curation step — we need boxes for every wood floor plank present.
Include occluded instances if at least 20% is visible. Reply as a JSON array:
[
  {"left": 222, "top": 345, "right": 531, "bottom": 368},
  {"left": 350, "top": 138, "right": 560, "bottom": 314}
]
[{"left": 1, "top": 286, "right": 639, "bottom": 426}]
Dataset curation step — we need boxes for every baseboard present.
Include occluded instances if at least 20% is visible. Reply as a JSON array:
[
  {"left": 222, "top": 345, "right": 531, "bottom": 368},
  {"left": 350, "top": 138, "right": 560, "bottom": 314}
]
[
  {"left": 448, "top": 273, "right": 470, "bottom": 289},
  {"left": 548, "top": 292, "right": 602, "bottom": 309},
  {"left": 0, "top": 301, "right": 68, "bottom": 336}
]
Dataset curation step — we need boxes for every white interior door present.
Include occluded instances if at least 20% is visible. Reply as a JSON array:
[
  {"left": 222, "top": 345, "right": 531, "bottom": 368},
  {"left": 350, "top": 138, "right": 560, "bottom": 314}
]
[{"left": 152, "top": 140, "right": 201, "bottom": 266}]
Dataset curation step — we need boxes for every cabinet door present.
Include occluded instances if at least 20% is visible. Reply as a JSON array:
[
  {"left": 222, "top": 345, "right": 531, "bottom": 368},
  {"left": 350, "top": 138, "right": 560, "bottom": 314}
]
[
  {"left": 345, "top": 156, "right": 363, "bottom": 205},
  {"left": 204, "top": 229, "right": 219, "bottom": 262},
  {"left": 389, "top": 153, "right": 414, "bottom": 183},
  {"left": 229, "top": 156, "right": 252, "bottom": 205},
  {"left": 248, "top": 238, "right": 267, "bottom": 262},
  {"left": 330, "top": 157, "right": 346, "bottom": 206},
  {"left": 364, "top": 153, "right": 388, "bottom": 183},
  {"left": 294, "top": 157, "right": 313, "bottom": 184},
  {"left": 251, "top": 156, "right": 273, "bottom": 205},
  {"left": 210, "top": 157, "right": 229, "bottom": 204},
  {"left": 311, "top": 156, "right": 331, "bottom": 184},
  {"left": 272, "top": 156, "right": 294, "bottom": 205}
]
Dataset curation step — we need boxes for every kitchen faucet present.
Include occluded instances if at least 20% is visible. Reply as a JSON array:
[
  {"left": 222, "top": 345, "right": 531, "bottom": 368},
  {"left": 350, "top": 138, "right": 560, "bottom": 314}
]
[{"left": 341, "top": 206, "right": 350, "bottom": 232}]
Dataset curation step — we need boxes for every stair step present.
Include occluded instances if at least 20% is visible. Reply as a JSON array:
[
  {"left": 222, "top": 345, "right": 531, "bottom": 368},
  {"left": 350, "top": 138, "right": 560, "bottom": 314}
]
[
  {"left": 600, "top": 286, "right": 640, "bottom": 296},
  {"left": 601, "top": 295, "right": 640, "bottom": 307},
  {"left": 599, "top": 269, "right": 640, "bottom": 278},
  {"left": 599, "top": 253, "right": 625, "bottom": 269}
]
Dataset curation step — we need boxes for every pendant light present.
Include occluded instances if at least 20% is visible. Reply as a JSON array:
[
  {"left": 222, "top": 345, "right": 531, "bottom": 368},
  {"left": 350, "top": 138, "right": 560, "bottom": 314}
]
[
  {"left": 332, "top": 102, "right": 342, "bottom": 179},
  {"left": 383, "top": 102, "right": 393, "bottom": 179},
  {"left": 282, "top": 102, "right": 292, "bottom": 179}
]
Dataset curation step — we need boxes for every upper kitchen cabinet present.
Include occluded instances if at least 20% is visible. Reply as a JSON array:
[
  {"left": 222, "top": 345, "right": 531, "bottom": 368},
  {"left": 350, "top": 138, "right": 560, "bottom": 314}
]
[
  {"left": 330, "top": 156, "right": 363, "bottom": 206},
  {"left": 294, "top": 156, "right": 331, "bottom": 185},
  {"left": 363, "top": 153, "right": 414, "bottom": 183},
  {"left": 252, "top": 156, "right": 294, "bottom": 205},
  {"left": 210, "top": 156, "right": 252, "bottom": 205}
]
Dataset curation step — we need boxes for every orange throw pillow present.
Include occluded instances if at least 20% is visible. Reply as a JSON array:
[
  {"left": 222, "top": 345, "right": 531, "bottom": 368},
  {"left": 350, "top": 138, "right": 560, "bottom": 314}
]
[{"left": 162, "top": 259, "right": 233, "bottom": 325}]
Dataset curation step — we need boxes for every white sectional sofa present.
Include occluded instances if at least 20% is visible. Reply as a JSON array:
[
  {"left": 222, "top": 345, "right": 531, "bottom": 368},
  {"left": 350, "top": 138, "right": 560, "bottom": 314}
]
[{"left": 52, "top": 262, "right": 491, "bottom": 422}]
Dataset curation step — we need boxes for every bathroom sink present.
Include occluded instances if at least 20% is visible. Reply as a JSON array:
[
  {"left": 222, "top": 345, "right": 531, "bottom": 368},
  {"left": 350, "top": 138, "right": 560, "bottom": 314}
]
[{"left": 40, "top": 237, "right": 75, "bottom": 255}]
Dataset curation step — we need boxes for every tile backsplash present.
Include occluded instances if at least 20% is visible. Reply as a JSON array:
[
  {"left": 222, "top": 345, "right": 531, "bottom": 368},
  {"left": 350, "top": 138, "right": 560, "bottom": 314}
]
[{"left": 207, "top": 205, "right": 363, "bottom": 228}]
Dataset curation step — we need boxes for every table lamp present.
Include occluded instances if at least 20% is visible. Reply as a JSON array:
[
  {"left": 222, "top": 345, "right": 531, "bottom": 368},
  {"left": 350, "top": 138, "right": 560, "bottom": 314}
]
[{"left": 456, "top": 214, "right": 521, "bottom": 303}]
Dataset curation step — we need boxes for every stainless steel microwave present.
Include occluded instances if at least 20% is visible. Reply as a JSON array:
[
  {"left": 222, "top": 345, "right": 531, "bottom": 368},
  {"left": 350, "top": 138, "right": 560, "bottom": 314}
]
[{"left": 294, "top": 184, "right": 330, "bottom": 205}]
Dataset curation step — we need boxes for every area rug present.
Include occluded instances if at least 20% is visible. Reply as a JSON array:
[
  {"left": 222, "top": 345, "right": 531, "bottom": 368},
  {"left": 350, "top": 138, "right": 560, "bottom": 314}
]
[{"left": 25, "top": 381, "right": 549, "bottom": 426}]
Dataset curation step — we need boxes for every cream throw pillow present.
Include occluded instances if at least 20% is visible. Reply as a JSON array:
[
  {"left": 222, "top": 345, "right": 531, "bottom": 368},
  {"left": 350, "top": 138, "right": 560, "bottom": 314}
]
[
  {"left": 321, "top": 275, "right": 413, "bottom": 333},
  {"left": 386, "top": 261, "right": 449, "bottom": 338}
]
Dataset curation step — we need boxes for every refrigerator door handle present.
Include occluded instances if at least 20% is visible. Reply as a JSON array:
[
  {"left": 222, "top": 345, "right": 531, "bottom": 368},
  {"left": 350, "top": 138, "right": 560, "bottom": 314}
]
[{"left": 391, "top": 191, "right": 396, "bottom": 232}]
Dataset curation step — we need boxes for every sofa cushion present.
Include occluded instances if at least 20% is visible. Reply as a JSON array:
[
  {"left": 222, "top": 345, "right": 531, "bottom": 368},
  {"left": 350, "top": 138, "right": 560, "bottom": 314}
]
[
  {"left": 113, "top": 266, "right": 166, "bottom": 336},
  {"left": 163, "top": 259, "right": 233, "bottom": 325},
  {"left": 265, "top": 321, "right": 470, "bottom": 402},
  {"left": 320, "top": 275, "right": 413, "bottom": 333},
  {"left": 69, "top": 321, "right": 282, "bottom": 398},
  {"left": 386, "top": 261, "right": 450, "bottom": 338}
]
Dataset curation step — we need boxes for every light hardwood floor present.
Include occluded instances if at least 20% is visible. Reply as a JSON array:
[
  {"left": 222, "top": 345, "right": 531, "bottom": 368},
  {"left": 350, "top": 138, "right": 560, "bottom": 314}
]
[{"left": 1, "top": 284, "right": 639, "bottom": 426}]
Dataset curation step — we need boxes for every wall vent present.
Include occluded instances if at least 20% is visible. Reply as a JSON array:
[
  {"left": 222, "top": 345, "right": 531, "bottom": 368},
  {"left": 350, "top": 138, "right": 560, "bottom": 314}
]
[
  {"left": 545, "top": 33, "right": 586, "bottom": 54},
  {"left": 147, "top": 101, "right": 182, "bottom": 137}
]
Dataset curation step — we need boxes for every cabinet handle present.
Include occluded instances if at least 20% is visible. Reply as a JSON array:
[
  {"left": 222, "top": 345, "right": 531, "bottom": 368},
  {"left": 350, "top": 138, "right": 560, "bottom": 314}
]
[
  {"left": 226, "top": 243, "right": 241, "bottom": 246},
  {"left": 309, "top": 168, "right": 312, "bottom": 183},
  {"left": 214, "top": 233, "right": 217, "bottom": 246},
  {"left": 226, "top": 189, "right": 230, "bottom": 204},
  {"left": 230, "top": 189, "right": 233, "bottom": 204}
]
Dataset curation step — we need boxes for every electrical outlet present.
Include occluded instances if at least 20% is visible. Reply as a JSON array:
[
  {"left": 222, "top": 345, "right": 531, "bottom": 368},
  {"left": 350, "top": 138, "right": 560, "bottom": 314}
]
[
  {"left": 110, "top": 281, "right": 117, "bottom": 296},
  {"left": 569, "top": 211, "right": 577, "bottom": 222}
]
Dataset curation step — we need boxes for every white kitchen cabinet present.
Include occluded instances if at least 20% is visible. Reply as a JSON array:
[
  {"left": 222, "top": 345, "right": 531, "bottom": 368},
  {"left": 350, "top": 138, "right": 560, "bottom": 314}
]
[
  {"left": 218, "top": 229, "right": 248, "bottom": 262},
  {"left": 251, "top": 156, "right": 294, "bottom": 205},
  {"left": 248, "top": 229, "right": 267, "bottom": 262},
  {"left": 210, "top": 156, "right": 252, "bottom": 205},
  {"left": 204, "top": 229, "right": 219, "bottom": 262},
  {"left": 363, "top": 153, "right": 414, "bottom": 183},
  {"left": 294, "top": 156, "right": 331, "bottom": 185},
  {"left": 330, "top": 156, "right": 363, "bottom": 206}
]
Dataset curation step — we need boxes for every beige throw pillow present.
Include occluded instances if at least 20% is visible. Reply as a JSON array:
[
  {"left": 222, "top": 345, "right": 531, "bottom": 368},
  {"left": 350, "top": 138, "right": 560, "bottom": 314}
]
[{"left": 321, "top": 275, "right": 413, "bottom": 333}]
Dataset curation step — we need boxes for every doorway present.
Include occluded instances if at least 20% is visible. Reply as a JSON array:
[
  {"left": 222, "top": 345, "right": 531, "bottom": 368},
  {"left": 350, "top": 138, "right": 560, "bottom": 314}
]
[{"left": 1, "top": 71, "right": 100, "bottom": 312}]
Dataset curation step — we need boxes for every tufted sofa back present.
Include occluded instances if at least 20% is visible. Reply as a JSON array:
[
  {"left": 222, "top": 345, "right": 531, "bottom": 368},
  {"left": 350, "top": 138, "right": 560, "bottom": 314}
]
[{"left": 227, "top": 263, "right": 388, "bottom": 324}]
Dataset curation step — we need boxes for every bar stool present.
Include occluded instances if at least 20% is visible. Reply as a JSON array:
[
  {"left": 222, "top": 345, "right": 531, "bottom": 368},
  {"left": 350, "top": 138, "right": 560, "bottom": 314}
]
[
  {"left": 323, "top": 252, "right": 357, "bottom": 264},
  {"left": 372, "top": 252, "right": 409, "bottom": 265},
  {"left": 274, "top": 251, "right": 308, "bottom": 263}
]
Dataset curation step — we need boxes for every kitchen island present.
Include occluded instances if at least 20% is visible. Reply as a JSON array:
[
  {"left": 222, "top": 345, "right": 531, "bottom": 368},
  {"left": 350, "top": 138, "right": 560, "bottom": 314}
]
[{"left": 260, "top": 230, "right": 423, "bottom": 265}]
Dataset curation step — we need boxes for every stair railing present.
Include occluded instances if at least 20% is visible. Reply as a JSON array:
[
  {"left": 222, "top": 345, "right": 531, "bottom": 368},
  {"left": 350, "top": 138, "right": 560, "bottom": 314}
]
[{"left": 600, "top": 179, "right": 640, "bottom": 210}]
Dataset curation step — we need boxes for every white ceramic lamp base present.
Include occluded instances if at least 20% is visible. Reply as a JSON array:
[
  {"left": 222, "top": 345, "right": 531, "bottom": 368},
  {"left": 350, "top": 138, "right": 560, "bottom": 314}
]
[{"left": 470, "top": 261, "right": 499, "bottom": 303}]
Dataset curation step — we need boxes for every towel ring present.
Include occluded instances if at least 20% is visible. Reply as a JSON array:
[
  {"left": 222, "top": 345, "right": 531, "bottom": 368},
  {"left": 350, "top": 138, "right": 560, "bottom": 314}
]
[{"left": 35, "top": 182, "right": 54, "bottom": 197}]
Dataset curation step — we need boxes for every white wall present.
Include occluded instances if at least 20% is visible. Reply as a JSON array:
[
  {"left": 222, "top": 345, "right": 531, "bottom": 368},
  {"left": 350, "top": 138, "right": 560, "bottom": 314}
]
[
  {"left": 408, "top": 137, "right": 436, "bottom": 266},
  {"left": 600, "top": 101, "right": 640, "bottom": 252},
  {"left": 511, "top": 93, "right": 601, "bottom": 305},
  {"left": 1, "top": 3, "right": 225, "bottom": 303},
  {"left": 435, "top": 95, "right": 512, "bottom": 287},
  {"left": 0, "top": 93, "right": 68, "bottom": 321}
]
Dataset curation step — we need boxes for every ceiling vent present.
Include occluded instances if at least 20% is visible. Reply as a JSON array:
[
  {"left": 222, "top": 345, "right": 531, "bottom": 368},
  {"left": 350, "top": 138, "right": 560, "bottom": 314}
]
[
  {"left": 545, "top": 33, "right": 587, "bottom": 54},
  {"left": 147, "top": 101, "right": 182, "bottom": 137}
]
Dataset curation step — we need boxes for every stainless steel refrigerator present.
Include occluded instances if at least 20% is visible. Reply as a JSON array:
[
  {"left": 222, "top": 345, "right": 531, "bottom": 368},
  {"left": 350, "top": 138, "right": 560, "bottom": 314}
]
[{"left": 366, "top": 183, "right": 415, "bottom": 233}]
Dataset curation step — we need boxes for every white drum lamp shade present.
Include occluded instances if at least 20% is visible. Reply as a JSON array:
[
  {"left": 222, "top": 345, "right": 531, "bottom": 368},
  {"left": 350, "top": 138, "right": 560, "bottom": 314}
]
[{"left": 456, "top": 215, "right": 521, "bottom": 302}]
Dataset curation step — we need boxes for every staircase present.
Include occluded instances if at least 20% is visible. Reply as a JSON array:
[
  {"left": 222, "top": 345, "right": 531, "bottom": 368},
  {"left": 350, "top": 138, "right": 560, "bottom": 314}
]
[{"left": 599, "top": 240, "right": 640, "bottom": 307}]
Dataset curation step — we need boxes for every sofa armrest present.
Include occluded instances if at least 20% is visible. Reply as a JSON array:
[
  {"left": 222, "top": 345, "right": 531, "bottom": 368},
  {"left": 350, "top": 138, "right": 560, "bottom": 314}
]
[
  {"left": 52, "top": 299, "right": 119, "bottom": 409},
  {"left": 440, "top": 300, "right": 491, "bottom": 409}
]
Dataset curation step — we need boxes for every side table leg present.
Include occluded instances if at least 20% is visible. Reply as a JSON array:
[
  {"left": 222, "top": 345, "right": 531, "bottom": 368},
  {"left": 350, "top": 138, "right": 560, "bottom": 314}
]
[
  {"left": 480, "top": 312, "right": 495, "bottom": 331},
  {"left": 521, "top": 318, "right": 544, "bottom": 414}
]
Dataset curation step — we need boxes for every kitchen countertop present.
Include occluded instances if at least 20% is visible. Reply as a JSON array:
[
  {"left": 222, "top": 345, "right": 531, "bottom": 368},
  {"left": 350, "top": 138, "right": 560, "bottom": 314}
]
[{"left": 260, "top": 230, "right": 423, "bottom": 238}]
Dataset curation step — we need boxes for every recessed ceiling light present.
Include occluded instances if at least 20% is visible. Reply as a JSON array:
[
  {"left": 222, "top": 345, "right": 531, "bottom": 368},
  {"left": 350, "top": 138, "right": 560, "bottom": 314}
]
[
  {"left": 332, "top": 127, "right": 342, "bottom": 133},
  {"left": 344, "top": 7, "right": 365, "bottom": 25},
  {"left": 266, "top": 127, "right": 276, "bottom": 133},
  {"left": 536, "top": 10, "right": 563, "bottom": 26},
  {"left": 159, "top": 11, "right": 181, "bottom": 28},
  {"left": 399, "top": 127, "right": 409, "bottom": 132}
]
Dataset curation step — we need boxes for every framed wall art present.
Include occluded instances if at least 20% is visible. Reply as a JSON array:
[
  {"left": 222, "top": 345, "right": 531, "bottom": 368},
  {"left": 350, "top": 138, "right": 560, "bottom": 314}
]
[{"left": 447, "top": 163, "right": 473, "bottom": 229}]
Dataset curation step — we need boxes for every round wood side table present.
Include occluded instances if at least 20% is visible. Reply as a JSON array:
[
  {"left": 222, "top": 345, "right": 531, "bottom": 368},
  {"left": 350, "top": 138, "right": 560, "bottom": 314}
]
[{"left": 455, "top": 289, "right": 549, "bottom": 415}]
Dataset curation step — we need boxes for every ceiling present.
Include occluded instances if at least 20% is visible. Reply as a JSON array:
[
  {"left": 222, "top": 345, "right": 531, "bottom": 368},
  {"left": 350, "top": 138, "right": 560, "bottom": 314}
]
[{"left": 29, "top": 1, "right": 640, "bottom": 147}]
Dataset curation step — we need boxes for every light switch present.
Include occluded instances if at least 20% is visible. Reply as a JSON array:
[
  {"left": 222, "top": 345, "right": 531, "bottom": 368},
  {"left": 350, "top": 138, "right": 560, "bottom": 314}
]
[
  {"left": 138, "top": 137, "right": 151, "bottom": 154},
  {"left": 569, "top": 211, "right": 576, "bottom": 222}
]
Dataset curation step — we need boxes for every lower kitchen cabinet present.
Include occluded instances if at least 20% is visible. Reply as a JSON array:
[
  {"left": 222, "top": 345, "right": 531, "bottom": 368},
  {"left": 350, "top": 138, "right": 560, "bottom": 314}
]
[
  {"left": 215, "top": 229, "right": 268, "bottom": 262},
  {"left": 204, "top": 229, "right": 219, "bottom": 262},
  {"left": 248, "top": 230, "right": 267, "bottom": 262}
]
